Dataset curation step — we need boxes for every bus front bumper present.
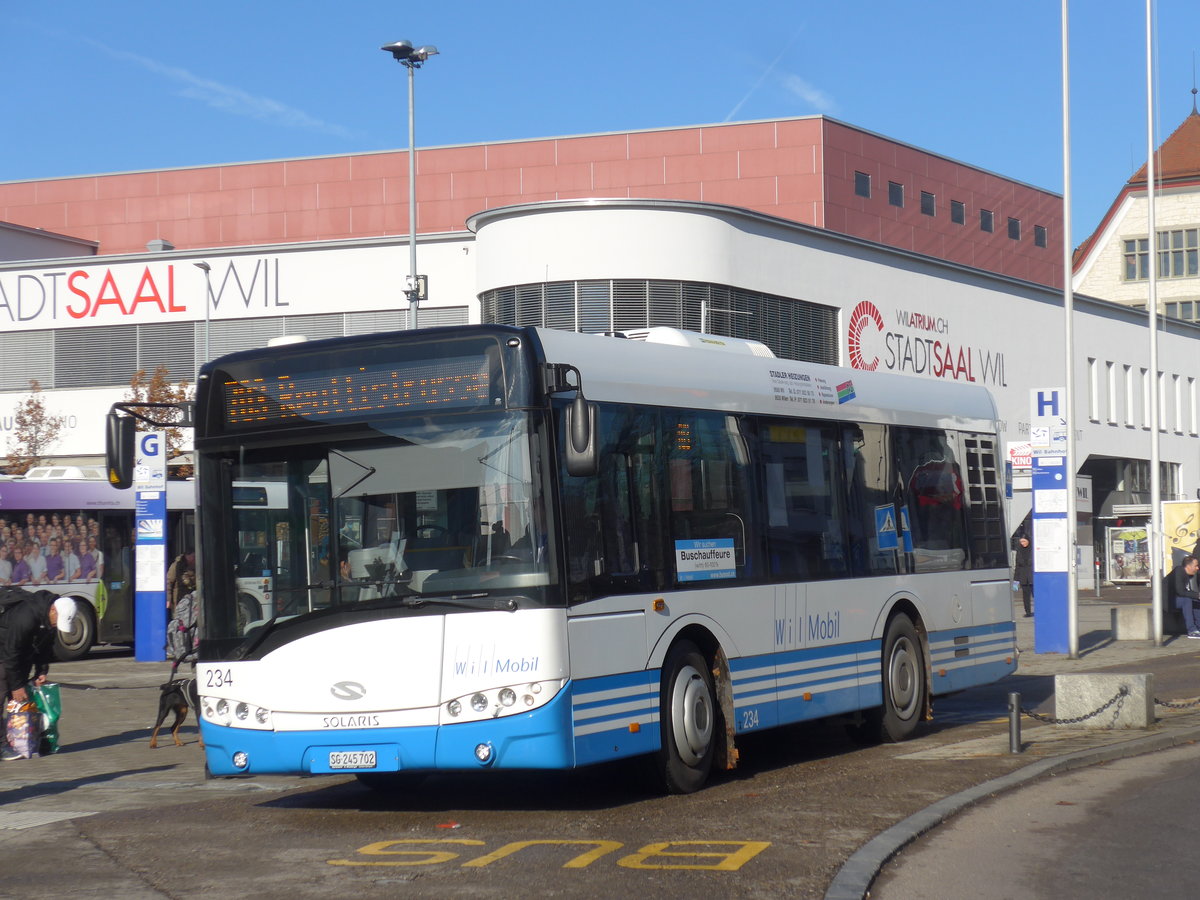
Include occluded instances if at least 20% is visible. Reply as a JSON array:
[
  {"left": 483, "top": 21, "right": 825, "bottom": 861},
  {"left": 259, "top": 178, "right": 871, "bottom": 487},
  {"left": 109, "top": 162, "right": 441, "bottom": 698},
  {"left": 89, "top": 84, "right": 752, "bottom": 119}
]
[{"left": 200, "top": 687, "right": 575, "bottom": 777}]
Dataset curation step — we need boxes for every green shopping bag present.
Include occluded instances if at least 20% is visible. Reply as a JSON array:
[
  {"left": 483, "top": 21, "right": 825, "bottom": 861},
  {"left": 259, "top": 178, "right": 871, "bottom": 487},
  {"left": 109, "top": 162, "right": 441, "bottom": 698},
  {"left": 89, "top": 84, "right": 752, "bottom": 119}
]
[{"left": 31, "top": 683, "right": 62, "bottom": 754}]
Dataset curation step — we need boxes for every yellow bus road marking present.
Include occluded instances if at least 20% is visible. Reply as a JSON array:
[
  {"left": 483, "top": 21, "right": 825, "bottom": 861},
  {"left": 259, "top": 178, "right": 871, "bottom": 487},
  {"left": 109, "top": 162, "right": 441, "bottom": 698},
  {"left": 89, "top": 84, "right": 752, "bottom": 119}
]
[{"left": 328, "top": 839, "right": 772, "bottom": 871}]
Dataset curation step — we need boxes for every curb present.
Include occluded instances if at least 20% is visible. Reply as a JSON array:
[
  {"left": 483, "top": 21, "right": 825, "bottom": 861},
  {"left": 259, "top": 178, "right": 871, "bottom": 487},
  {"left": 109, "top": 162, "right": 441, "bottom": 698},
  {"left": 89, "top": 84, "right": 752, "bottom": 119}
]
[{"left": 823, "top": 722, "right": 1200, "bottom": 900}]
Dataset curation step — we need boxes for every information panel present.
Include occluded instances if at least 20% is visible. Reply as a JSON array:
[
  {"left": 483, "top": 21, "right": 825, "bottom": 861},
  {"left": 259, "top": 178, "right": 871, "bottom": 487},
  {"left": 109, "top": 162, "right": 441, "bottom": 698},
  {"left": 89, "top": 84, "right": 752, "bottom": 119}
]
[{"left": 134, "top": 430, "right": 167, "bottom": 662}]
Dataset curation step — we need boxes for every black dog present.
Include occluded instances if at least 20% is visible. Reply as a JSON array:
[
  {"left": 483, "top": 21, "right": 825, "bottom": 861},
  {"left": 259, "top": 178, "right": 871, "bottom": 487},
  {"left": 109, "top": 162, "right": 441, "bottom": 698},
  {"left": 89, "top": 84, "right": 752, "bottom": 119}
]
[{"left": 149, "top": 678, "right": 202, "bottom": 748}]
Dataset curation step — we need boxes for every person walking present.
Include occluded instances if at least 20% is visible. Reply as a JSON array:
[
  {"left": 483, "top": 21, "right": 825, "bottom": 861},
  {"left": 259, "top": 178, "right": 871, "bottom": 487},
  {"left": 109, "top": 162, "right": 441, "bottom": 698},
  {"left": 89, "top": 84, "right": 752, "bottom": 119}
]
[
  {"left": 1013, "top": 534, "right": 1034, "bottom": 618},
  {"left": 0, "top": 588, "right": 77, "bottom": 760}
]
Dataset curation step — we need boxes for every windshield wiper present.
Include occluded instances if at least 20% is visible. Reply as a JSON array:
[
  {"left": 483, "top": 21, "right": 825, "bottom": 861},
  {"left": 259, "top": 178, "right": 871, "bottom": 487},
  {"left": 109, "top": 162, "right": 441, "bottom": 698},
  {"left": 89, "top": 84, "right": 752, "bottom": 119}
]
[{"left": 400, "top": 592, "right": 517, "bottom": 612}]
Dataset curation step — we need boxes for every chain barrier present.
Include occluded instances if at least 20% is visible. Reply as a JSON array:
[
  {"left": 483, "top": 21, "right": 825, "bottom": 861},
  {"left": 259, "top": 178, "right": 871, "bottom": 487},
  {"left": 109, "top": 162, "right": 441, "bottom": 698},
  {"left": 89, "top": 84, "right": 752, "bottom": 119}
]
[
  {"left": 1019, "top": 686, "right": 1128, "bottom": 725},
  {"left": 1154, "top": 695, "right": 1200, "bottom": 710}
]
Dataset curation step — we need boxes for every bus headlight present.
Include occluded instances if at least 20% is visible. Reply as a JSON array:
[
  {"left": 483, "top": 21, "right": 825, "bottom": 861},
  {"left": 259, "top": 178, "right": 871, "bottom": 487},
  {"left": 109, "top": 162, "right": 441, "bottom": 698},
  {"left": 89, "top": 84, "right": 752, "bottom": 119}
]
[
  {"left": 201, "top": 696, "right": 273, "bottom": 731},
  {"left": 439, "top": 679, "right": 565, "bottom": 725}
]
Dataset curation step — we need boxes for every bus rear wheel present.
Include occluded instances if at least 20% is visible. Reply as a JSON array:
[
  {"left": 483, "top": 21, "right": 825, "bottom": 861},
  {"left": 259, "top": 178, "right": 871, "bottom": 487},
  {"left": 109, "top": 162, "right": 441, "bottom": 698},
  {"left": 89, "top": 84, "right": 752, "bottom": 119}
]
[
  {"left": 54, "top": 600, "right": 95, "bottom": 662},
  {"left": 655, "top": 640, "right": 717, "bottom": 794},
  {"left": 847, "top": 613, "right": 925, "bottom": 744}
]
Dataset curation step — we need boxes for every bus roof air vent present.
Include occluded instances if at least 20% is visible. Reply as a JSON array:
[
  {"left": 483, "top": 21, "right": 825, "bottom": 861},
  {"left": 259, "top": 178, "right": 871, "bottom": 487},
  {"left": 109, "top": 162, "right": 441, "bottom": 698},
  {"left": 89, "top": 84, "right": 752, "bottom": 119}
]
[{"left": 619, "top": 327, "right": 775, "bottom": 358}]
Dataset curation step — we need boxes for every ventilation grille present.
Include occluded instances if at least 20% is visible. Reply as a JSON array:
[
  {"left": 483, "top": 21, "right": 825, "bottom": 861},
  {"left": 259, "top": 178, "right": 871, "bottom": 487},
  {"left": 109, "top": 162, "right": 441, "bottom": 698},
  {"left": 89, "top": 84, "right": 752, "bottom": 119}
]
[{"left": 480, "top": 279, "right": 837, "bottom": 364}]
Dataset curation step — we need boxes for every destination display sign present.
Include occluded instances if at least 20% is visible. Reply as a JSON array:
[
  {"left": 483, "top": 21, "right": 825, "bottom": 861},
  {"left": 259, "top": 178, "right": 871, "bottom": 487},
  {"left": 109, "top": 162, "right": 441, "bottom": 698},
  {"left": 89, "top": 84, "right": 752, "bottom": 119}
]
[{"left": 222, "top": 354, "right": 493, "bottom": 428}]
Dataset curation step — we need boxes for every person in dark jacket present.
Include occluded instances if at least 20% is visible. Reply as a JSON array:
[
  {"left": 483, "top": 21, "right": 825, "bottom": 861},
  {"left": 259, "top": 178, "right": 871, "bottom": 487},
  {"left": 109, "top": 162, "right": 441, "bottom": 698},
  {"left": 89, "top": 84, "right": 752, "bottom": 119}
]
[
  {"left": 1013, "top": 534, "right": 1034, "bottom": 617},
  {"left": 1, "top": 588, "right": 77, "bottom": 760},
  {"left": 1169, "top": 555, "right": 1200, "bottom": 638}
]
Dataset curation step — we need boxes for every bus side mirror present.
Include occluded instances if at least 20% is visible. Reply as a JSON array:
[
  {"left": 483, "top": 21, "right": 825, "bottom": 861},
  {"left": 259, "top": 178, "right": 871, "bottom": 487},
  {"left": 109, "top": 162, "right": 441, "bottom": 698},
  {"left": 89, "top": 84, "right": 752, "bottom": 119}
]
[
  {"left": 566, "top": 395, "right": 598, "bottom": 477},
  {"left": 106, "top": 412, "right": 136, "bottom": 489}
]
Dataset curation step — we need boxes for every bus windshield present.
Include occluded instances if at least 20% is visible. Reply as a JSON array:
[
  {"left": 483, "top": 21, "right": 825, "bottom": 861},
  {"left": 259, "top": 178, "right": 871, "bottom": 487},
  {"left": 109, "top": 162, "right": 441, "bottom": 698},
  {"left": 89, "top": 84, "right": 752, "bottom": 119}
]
[{"left": 200, "top": 410, "right": 553, "bottom": 642}]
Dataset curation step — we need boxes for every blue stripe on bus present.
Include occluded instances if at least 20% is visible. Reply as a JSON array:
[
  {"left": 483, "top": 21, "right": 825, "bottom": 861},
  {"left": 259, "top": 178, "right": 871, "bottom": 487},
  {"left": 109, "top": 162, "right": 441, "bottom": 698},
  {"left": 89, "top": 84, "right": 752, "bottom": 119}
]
[
  {"left": 571, "top": 670, "right": 661, "bottom": 766},
  {"left": 926, "top": 621, "right": 1017, "bottom": 693}
]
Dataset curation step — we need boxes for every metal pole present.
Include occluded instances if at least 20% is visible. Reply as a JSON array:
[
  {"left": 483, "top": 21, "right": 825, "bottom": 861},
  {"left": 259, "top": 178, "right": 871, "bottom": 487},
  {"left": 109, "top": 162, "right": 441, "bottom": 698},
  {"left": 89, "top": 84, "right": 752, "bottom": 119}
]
[
  {"left": 407, "top": 62, "right": 418, "bottom": 331},
  {"left": 1062, "top": 0, "right": 1079, "bottom": 659},
  {"left": 193, "top": 262, "right": 212, "bottom": 366},
  {"left": 1008, "top": 692, "right": 1023, "bottom": 754},
  {"left": 1146, "top": 0, "right": 1164, "bottom": 645}
]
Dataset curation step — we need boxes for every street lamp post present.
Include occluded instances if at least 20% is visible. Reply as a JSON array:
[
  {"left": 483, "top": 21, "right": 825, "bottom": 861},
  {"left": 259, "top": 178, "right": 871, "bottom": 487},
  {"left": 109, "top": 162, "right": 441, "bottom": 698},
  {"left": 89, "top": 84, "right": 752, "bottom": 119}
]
[
  {"left": 193, "top": 261, "right": 212, "bottom": 365},
  {"left": 381, "top": 39, "right": 438, "bottom": 330}
]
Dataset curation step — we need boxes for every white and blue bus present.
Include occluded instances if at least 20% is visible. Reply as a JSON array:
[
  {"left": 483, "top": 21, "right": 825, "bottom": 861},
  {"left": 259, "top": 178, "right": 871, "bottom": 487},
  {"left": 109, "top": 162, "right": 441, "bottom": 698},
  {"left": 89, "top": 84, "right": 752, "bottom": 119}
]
[{"left": 191, "top": 325, "right": 1014, "bottom": 792}]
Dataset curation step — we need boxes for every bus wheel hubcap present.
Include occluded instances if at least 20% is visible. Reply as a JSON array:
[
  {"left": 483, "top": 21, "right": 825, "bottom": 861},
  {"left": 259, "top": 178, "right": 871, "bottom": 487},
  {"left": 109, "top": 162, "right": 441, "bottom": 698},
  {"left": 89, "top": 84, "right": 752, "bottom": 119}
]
[
  {"left": 888, "top": 637, "right": 918, "bottom": 719},
  {"left": 671, "top": 664, "right": 713, "bottom": 766}
]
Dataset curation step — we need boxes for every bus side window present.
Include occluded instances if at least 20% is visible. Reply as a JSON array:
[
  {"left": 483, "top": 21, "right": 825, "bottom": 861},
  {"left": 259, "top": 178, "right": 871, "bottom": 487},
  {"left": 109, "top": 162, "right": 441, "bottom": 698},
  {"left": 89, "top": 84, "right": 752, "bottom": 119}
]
[
  {"left": 668, "top": 412, "right": 755, "bottom": 584},
  {"left": 893, "top": 427, "right": 969, "bottom": 572},
  {"left": 758, "top": 418, "right": 848, "bottom": 581},
  {"left": 842, "top": 423, "right": 900, "bottom": 577},
  {"left": 560, "top": 403, "right": 661, "bottom": 601}
]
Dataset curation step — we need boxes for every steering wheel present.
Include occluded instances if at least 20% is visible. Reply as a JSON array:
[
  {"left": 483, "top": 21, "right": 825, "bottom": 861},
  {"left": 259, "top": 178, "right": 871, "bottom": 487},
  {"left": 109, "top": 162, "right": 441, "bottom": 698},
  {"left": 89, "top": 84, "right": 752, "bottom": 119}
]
[
  {"left": 485, "top": 554, "right": 527, "bottom": 566},
  {"left": 415, "top": 524, "right": 448, "bottom": 540}
]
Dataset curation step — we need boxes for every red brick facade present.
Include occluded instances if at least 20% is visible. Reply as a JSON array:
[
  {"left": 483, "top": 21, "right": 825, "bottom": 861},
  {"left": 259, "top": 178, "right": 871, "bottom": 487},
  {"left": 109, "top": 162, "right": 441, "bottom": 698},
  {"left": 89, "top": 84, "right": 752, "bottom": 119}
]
[{"left": 0, "top": 117, "right": 1063, "bottom": 288}]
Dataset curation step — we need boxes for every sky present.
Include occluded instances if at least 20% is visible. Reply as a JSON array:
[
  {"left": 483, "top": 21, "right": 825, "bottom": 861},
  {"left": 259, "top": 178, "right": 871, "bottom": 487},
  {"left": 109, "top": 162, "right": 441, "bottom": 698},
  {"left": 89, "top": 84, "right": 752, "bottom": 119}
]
[{"left": 3, "top": 1, "right": 1199, "bottom": 247}]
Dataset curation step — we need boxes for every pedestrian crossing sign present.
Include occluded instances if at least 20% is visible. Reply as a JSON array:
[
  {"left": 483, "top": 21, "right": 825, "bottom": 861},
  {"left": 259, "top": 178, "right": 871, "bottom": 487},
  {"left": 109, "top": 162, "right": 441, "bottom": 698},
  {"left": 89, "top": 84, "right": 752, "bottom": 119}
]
[{"left": 875, "top": 505, "right": 899, "bottom": 550}]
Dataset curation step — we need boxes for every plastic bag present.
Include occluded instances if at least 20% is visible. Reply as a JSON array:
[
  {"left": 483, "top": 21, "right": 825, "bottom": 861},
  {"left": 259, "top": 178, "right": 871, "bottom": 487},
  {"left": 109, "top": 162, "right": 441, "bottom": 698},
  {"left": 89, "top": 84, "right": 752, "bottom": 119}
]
[
  {"left": 1011, "top": 580, "right": 1020, "bottom": 592},
  {"left": 4, "top": 697, "right": 39, "bottom": 759},
  {"left": 32, "top": 683, "right": 62, "bottom": 754}
]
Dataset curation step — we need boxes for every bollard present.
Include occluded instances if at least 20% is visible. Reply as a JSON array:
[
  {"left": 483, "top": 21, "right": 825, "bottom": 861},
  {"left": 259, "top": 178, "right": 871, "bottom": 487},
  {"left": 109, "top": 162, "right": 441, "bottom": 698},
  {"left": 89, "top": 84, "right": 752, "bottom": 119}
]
[{"left": 1008, "top": 691, "right": 1022, "bottom": 754}]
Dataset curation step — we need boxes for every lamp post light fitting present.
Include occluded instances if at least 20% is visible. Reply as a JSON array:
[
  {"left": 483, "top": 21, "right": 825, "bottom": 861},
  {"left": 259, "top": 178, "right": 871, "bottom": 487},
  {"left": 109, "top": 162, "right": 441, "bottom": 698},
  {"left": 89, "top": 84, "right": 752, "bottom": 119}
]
[{"left": 381, "top": 39, "right": 439, "bottom": 329}]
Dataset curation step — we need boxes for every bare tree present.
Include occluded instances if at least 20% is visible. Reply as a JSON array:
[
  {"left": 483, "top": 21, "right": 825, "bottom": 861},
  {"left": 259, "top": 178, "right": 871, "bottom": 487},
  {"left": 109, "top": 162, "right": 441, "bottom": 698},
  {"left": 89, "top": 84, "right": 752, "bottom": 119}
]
[
  {"left": 125, "top": 366, "right": 196, "bottom": 472},
  {"left": 5, "top": 379, "right": 66, "bottom": 475}
]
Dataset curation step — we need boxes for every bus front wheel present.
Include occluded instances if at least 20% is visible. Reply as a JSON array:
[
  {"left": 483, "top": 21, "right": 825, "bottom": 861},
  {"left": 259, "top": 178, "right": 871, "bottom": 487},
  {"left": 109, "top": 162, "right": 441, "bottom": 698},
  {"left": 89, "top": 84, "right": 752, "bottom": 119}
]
[{"left": 655, "top": 640, "right": 717, "bottom": 794}]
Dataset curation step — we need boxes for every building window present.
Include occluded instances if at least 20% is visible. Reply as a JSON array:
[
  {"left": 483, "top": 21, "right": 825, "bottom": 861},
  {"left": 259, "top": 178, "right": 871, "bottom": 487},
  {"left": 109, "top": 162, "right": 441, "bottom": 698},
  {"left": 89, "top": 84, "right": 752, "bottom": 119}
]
[
  {"left": 1124, "top": 228, "right": 1200, "bottom": 281},
  {"left": 980, "top": 209, "right": 994, "bottom": 233},
  {"left": 920, "top": 191, "right": 935, "bottom": 216},
  {"left": 888, "top": 181, "right": 904, "bottom": 207},
  {"left": 1008, "top": 217, "right": 1021, "bottom": 240},
  {"left": 1087, "top": 357, "right": 1099, "bottom": 422},
  {"left": 1141, "top": 368, "right": 1151, "bottom": 430},
  {"left": 1124, "top": 238, "right": 1149, "bottom": 280},
  {"left": 1158, "top": 228, "right": 1199, "bottom": 278},
  {"left": 1190, "top": 376, "right": 1198, "bottom": 436},
  {"left": 1034, "top": 224, "right": 1047, "bottom": 248},
  {"left": 854, "top": 171, "right": 871, "bottom": 199},
  {"left": 950, "top": 200, "right": 965, "bottom": 225},
  {"left": 1106, "top": 361, "right": 1118, "bottom": 425},
  {"left": 1164, "top": 300, "right": 1200, "bottom": 322},
  {"left": 480, "top": 279, "right": 840, "bottom": 365},
  {"left": 1124, "top": 365, "right": 1135, "bottom": 427}
]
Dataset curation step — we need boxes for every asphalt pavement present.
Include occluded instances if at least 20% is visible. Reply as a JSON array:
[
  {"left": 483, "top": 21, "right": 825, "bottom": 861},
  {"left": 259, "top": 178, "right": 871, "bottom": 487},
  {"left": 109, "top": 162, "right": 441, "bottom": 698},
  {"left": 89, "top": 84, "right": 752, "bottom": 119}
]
[{"left": 3, "top": 583, "right": 1200, "bottom": 900}]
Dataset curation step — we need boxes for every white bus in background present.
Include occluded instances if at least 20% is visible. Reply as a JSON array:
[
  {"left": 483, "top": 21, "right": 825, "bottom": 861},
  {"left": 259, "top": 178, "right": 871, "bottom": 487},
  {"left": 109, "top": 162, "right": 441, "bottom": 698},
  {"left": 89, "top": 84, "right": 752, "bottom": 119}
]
[
  {"left": 186, "top": 325, "right": 1015, "bottom": 793},
  {"left": 0, "top": 476, "right": 287, "bottom": 658}
]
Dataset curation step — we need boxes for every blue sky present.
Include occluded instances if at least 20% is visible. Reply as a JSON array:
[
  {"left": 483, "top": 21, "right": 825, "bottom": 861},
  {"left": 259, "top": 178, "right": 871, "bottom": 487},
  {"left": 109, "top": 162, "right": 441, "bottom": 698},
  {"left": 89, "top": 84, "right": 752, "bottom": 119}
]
[{"left": 3, "top": 1, "right": 1199, "bottom": 246}]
